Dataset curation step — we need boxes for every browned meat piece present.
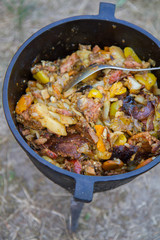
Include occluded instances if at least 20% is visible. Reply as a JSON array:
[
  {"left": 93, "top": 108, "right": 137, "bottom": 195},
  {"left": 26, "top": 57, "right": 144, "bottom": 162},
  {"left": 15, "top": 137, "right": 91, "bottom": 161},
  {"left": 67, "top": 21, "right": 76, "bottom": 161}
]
[
  {"left": 40, "top": 148, "right": 57, "bottom": 159},
  {"left": 89, "top": 53, "right": 107, "bottom": 64},
  {"left": 44, "top": 134, "right": 90, "bottom": 159},
  {"left": 92, "top": 45, "right": 100, "bottom": 53},
  {"left": 32, "top": 90, "right": 43, "bottom": 100},
  {"left": 77, "top": 97, "right": 102, "bottom": 123},
  {"left": 111, "top": 145, "right": 138, "bottom": 163},
  {"left": 122, "top": 96, "right": 154, "bottom": 121},
  {"left": 34, "top": 138, "right": 48, "bottom": 145},
  {"left": 75, "top": 117, "right": 98, "bottom": 143},
  {"left": 124, "top": 56, "right": 142, "bottom": 68},
  {"left": 55, "top": 108, "right": 73, "bottom": 116},
  {"left": 16, "top": 109, "right": 43, "bottom": 130},
  {"left": 132, "top": 102, "right": 154, "bottom": 120},
  {"left": 31, "top": 64, "right": 56, "bottom": 74},
  {"left": 60, "top": 52, "right": 79, "bottom": 73},
  {"left": 64, "top": 159, "right": 82, "bottom": 174},
  {"left": 21, "top": 129, "right": 30, "bottom": 136},
  {"left": 128, "top": 132, "right": 160, "bottom": 154},
  {"left": 109, "top": 70, "right": 123, "bottom": 84},
  {"left": 82, "top": 160, "right": 102, "bottom": 176},
  {"left": 145, "top": 113, "right": 154, "bottom": 131}
]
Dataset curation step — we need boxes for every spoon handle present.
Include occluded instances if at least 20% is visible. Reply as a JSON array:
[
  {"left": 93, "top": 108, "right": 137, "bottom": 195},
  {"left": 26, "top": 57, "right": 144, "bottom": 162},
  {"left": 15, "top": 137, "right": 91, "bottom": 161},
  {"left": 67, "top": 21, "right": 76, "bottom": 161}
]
[{"left": 64, "top": 64, "right": 160, "bottom": 92}]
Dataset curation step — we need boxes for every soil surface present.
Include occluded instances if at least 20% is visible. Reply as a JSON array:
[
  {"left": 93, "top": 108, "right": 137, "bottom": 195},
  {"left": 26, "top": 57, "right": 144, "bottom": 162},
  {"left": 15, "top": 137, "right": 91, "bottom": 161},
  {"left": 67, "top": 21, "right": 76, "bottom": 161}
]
[{"left": 1, "top": 0, "right": 160, "bottom": 239}]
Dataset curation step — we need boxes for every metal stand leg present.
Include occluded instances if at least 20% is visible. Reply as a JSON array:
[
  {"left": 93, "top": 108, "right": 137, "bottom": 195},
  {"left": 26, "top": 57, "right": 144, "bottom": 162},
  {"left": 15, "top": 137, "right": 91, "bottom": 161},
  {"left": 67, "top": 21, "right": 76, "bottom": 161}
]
[{"left": 68, "top": 196, "right": 84, "bottom": 232}]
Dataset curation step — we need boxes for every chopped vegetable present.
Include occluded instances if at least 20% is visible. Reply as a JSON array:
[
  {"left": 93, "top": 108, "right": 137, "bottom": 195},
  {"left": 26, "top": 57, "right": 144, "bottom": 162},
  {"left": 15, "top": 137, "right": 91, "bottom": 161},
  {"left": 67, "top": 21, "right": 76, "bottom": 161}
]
[
  {"left": 110, "top": 100, "right": 122, "bottom": 118},
  {"left": 33, "top": 70, "right": 50, "bottom": 84},
  {"left": 114, "top": 134, "right": 127, "bottom": 146},
  {"left": 135, "top": 157, "right": 154, "bottom": 169},
  {"left": 88, "top": 88, "right": 103, "bottom": 98},
  {"left": 97, "top": 138, "right": 106, "bottom": 152},
  {"left": 124, "top": 47, "right": 142, "bottom": 63},
  {"left": 102, "top": 159, "right": 124, "bottom": 171},
  {"left": 109, "top": 46, "right": 125, "bottom": 59},
  {"left": 15, "top": 94, "right": 32, "bottom": 114},
  {"left": 110, "top": 82, "right": 127, "bottom": 98},
  {"left": 125, "top": 76, "right": 142, "bottom": 94},
  {"left": 30, "top": 103, "right": 67, "bottom": 136},
  {"left": 135, "top": 73, "right": 157, "bottom": 90},
  {"left": 95, "top": 125, "right": 104, "bottom": 137}
]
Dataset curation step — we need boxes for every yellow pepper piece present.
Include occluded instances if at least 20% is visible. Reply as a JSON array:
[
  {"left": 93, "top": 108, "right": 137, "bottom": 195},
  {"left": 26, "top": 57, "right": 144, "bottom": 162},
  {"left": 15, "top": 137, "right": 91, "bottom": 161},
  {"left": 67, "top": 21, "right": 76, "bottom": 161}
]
[
  {"left": 124, "top": 47, "right": 142, "bottom": 63},
  {"left": 88, "top": 88, "right": 103, "bottom": 98},
  {"left": 33, "top": 70, "right": 50, "bottom": 84},
  {"left": 110, "top": 101, "right": 121, "bottom": 118},
  {"left": 114, "top": 134, "right": 127, "bottom": 146},
  {"left": 97, "top": 138, "right": 106, "bottom": 152},
  {"left": 95, "top": 125, "right": 104, "bottom": 137},
  {"left": 135, "top": 73, "right": 157, "bottom": 90},
  {"left": 146, "top": 73, "right": 157, "bottom": 90},
  {"left": 110, "top": 82, "right": 126, "bottom": 98}
]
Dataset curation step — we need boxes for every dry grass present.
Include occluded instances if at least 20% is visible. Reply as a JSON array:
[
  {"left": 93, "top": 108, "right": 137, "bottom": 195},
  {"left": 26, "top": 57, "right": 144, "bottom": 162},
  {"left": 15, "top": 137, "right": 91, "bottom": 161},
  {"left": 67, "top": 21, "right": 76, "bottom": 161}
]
[{"left": 1, "top": 0, "right": 160, "bottom": 239}]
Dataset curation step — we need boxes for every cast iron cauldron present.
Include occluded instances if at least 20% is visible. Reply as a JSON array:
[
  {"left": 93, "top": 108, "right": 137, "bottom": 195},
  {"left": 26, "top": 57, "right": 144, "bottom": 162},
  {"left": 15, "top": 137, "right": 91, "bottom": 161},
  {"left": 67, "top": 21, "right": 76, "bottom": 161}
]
[{"left": 3, "top": 2, "right": 160, "bottom": 203}]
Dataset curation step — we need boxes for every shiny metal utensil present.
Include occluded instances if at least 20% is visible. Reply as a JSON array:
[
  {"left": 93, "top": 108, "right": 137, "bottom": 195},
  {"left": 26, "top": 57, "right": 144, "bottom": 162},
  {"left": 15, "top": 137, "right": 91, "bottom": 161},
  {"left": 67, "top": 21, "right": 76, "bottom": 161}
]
[{"left": 63, "top": 63, "right": 160, "bottom": 92}]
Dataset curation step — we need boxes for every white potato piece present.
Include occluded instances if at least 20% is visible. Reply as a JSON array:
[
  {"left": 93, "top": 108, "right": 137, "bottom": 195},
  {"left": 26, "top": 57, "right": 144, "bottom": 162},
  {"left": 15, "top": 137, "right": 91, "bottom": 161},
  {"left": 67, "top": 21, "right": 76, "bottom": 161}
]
[
  {"left": 109, "top": 46, "right": 125, "bottom": 59},
  {"left": 30, "top": 103, "right": 67, "bottom": 136},
  {"left": 59, "top": 115, "right": 77, "bottom": 125},
  {"left": 126, "top": 76, "right": 142, "bottom": 93}
]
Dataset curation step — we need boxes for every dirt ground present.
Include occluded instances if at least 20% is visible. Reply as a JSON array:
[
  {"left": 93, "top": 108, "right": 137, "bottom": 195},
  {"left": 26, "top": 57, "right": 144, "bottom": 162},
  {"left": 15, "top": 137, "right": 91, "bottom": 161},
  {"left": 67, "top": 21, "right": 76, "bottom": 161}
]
[{"left": 1, "top": 0, "right": 160, "bottom": 239}]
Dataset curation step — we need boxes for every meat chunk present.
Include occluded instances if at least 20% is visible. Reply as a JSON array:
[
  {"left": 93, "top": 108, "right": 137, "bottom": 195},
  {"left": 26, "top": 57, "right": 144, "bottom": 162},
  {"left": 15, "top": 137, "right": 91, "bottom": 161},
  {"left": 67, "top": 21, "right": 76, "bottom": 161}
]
[
  {"left": 44, "top": 134, "right": 90, "bottom": 159},
  {"left": 132, "top": 102, "right": 154, "bottom": 120},
  {"left": 89, "top": 53, "right": 107, "bottom": 64},
  {"left": 111, "top": 145, "right": 138, "bottom": 163},
  {"left": 31, "top": 64, "right": 56, "bottom": 74},
  {"left": 40, "top": 148, "right": 57, "bottom": 159},
  {"left": 55, "top": 108, "right": 73, "bottom": 116},
  {"left": 124, "top": 56, "right": 142, "bottom": 68},
  {"left": 122, "top": 97, "right": 154, "bottom": 121},
  {"left": 64, "top": 160, "right": 82, "bottom": 174},
  {"left": 92, "top": 45, "right": 101, "bottom": 53},
  {"left": 75, "top": 117, "right": 98, "bottom": 143},
  {"left": 60, "top": 52, "right": 78, "bottom": 73},
  {"left": 128, "top": 132, "right": 160, "bottom": 154},
  {"left": 16, "top": 109, "right": 43, "bottom": 130},
  {"left": 109, "top": 70, "right": 123, "bottom": 84},
  {"left": 77, "top": 97, "right": 102, "bottom": 122}
]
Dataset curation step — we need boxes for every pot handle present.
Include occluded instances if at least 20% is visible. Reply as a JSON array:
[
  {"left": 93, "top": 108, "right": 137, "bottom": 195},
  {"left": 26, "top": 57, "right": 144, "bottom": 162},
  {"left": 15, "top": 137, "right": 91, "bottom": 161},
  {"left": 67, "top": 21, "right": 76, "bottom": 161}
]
[
  {"left": 98, "top": 2, "right": 116, "bottom": 20},
  {"left": 74, "top": 177, "right": 94, "bottom": 203}
]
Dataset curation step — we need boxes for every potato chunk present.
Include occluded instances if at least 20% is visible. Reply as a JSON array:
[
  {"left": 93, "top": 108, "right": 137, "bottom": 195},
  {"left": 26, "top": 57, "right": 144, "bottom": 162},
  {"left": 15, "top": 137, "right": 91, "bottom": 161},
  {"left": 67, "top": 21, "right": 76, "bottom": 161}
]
[{"left": 30, "top": 103, "right": 67, "bottom": 136}]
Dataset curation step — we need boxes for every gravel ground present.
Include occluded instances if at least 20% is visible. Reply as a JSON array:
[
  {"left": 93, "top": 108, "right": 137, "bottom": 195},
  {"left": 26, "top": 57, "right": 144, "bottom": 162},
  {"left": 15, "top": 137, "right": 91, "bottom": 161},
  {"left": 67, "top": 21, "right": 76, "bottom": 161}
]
[{"left": 1, "top": 0, "right": 160, "bottom": 239}]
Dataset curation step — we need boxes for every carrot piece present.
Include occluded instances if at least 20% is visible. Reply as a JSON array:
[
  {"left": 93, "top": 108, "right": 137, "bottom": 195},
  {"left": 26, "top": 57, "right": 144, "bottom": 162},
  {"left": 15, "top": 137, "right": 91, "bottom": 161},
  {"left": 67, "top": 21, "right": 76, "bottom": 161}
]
[
  {"left": 102, "top": 159, "right": 124, "bottom": 171},
  {"left": 135, "top": 157, "right": 154, "bottom": 169},
  {"left": 94, "top": 125, "right": 104, "bottom": 137},
  {"left": 15, "top": 94, "right": 32, "bottom": 114}
]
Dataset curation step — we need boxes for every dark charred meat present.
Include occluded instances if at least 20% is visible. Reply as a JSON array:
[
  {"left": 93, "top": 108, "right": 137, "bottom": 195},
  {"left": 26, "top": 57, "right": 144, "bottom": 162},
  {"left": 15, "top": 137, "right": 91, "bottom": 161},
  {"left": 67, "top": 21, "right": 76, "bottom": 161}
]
[
  {"left": 44, "top": 134, "right": 90, "bottom": 159},
  {"left": 132, "top": 102, "right": 154, "bottom": 120},
  {"left": 111, "top": 145, "right": 138, "bottom": 164}
]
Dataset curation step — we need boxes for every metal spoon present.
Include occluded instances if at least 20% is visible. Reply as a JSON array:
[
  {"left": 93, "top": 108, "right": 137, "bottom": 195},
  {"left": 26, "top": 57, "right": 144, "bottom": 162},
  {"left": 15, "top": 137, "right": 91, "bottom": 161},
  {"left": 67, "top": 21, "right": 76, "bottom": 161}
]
[{"left": 63, "top": 63, "right": 160, "bottom": 92}]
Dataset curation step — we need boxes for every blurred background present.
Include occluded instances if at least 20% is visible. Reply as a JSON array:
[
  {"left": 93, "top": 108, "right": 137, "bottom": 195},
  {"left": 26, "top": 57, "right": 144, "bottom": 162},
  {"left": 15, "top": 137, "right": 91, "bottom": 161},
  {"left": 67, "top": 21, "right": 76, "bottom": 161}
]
[{"left": 0, "top": 0, "right": 160, "bottom": 239}]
